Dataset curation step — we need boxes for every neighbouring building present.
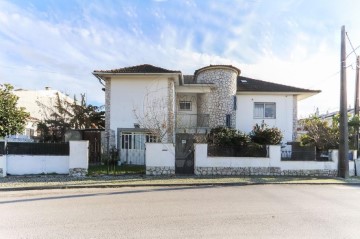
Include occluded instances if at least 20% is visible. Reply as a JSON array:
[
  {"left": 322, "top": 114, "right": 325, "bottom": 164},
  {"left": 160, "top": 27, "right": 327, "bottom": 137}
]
[{"left": 13, "top": 87, "right": 74, "bottom": 139}]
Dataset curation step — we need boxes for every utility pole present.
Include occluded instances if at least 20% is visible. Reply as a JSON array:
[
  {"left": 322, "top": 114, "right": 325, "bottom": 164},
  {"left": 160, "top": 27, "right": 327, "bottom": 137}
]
[
  {"left": 355, "top": 56, "right": 360, "bottom": 151},
  {"left": 339, "top": 25, "right": 349, "bottom": 178}
]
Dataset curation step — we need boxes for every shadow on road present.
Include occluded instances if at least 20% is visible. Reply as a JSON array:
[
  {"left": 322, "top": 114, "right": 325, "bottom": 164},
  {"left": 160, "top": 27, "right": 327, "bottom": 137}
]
[{"left": 0, "top": 185, "right": 217, "bottom": 205}]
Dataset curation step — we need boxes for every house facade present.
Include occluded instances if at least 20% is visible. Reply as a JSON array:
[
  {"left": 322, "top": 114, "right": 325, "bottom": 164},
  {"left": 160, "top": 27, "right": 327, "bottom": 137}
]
[
  {"left": 12, "top": 87, "right": 74, "bottom": 140},
  {"left": 93, "top": 64, "right": 320, "bottom": 165}
]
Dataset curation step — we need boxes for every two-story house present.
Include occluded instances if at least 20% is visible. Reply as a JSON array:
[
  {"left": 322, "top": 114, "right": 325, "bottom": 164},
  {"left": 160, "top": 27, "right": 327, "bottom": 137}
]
[{"left": 93, "top": 64, "right": 320, "bottom": 165}]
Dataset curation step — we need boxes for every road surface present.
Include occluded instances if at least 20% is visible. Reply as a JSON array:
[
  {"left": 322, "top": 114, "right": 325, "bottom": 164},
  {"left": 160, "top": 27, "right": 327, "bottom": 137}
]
[{"left": 1, "top": 184, "right": 360, "bottom": 238}]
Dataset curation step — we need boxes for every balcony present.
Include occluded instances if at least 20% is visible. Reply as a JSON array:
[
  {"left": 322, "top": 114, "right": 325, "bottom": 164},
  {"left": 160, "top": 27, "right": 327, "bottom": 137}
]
[{"left": 176, "top": 114, "right": 209, "bottom": 130}]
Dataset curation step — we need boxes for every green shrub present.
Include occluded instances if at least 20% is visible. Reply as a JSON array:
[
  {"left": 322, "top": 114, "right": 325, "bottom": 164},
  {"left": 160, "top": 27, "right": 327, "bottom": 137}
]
[
  {"left": 249, "top": 123, "right": 283, "bottom": 145},
  {"left": 208, "top": 126, "right": 250, "bottom": 146}
]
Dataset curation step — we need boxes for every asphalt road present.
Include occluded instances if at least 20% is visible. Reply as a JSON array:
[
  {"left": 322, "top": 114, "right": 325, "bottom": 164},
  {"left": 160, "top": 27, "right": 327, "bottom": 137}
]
[{"left": 0, "top": 184, "right": 360, "bottom": 239}]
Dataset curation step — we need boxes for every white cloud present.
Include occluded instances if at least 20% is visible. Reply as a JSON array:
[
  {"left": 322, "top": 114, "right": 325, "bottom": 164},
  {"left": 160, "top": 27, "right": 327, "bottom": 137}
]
[{"left": 1, "top": 0, "right": 360, "bottom": 118}]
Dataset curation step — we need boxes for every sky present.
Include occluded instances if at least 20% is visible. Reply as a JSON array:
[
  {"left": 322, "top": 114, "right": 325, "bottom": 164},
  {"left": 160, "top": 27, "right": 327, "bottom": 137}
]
[{"left": 1, "top": 0, "right": 360, "bottom": 118}]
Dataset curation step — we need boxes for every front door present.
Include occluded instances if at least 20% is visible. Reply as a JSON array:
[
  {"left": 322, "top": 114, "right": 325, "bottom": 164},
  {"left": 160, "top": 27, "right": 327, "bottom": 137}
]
[
  {"left": 175, "top": 133, "right": 194, "bottom": 174},
  {"left": 119, "top": 132, "right": 156, "bottom": 165},
  {"left": 120, "top": 133, "right": 146, "bottom": 165}
]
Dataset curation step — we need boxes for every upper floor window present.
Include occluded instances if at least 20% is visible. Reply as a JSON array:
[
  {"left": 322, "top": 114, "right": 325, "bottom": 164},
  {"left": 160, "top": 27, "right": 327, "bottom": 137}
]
[
  {"left": 179, "top": 101, "right": 192, "bottom": 111},
  {"left": 254, "top": 102, "right": 276, "bottom": 119}
]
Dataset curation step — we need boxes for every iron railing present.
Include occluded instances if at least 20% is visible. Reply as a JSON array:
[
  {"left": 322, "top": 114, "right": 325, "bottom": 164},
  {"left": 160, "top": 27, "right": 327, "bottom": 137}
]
[
  {"left": 208, "top": 144, "right": 268, "bottom": 157},
  {"left": 6, "top": 142, "right": 69, "bottom": 155}
]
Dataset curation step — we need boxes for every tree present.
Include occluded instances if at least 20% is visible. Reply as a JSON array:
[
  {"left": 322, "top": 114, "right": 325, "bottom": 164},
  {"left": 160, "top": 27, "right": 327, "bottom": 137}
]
[
  {"left": 70, "top": 94, "right": 105, "bottom": 129},
  {"left": 133, "top": 93, "right": 174, "bottom": 143},
  {"left": 0, "top": 84, "right": 30, "bottom": 137},
  {"left": 300, "top": 114, "right": 360, "bottom": 151},
  {"left": 37, "top": 93, "right": 105, "bottom": 142}
]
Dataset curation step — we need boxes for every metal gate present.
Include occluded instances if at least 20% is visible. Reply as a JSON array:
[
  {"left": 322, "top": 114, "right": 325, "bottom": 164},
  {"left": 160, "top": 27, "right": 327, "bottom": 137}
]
[
  {"left": 120, "top": 132, "right": 156, "bottom": 165},
  {"left": 82, "top": 131, "right": 101, "bottom": 165},
  {"left": 175, "top": 133, "right": 194, "bottom": 174}
]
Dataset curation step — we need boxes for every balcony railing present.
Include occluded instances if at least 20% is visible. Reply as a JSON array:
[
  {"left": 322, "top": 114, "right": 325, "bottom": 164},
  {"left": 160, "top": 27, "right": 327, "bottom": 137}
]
[{"left": 176, "top": 114, "right": 209, "bottom": 129}]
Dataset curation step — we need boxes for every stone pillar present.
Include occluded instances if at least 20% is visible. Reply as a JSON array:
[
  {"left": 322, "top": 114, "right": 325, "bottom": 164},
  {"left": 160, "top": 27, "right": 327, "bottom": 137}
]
[
  {"left": 104, "top": 77, "right": 112, "bottom": 153},
  {"left": 292, "top": 95, "right": 298, "bottom": 141},
  {"left": 167, "top": 78, "right": 175, "bottom": 143}
]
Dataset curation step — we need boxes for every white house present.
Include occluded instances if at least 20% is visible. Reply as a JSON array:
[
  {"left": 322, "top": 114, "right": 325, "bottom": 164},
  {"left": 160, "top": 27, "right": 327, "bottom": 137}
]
[
  {"left": 93, "top": 64, "right": 320, "bottom": 165},
  {"left": 13, "top": 87, "right": 74, "bottom": 139}
]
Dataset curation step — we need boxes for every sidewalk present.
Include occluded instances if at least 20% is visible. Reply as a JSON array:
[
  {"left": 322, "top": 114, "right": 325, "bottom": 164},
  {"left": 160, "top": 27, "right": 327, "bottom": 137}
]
[{"left": 1, "top": 174, "right": 360, "bottom": 191}]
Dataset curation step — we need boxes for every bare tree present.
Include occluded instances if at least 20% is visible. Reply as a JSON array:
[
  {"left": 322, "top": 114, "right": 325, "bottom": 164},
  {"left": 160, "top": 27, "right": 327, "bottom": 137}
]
[{"left": 133, "top": 90, "right": 174, "bottom": 144}]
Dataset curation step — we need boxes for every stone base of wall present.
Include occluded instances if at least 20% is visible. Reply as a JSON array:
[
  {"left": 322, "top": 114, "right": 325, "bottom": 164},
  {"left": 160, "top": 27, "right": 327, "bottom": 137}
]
[
  {"left": 69, "top": 168, "right": 87, "bottom": 177},
  {"left": 0, "top": 168, "right": 3, "bottom": 177},
  {"left": 195, "top": 167, "right": 338, "bottom": 177},
  {"left": 146, "top": 166, "right": 175, "bottom": 176}
]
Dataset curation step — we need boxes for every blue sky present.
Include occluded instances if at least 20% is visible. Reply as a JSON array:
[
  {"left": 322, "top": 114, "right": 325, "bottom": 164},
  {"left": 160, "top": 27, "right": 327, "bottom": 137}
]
[{"left": 1, "top": 0, "right": 360, "bottom": 117}]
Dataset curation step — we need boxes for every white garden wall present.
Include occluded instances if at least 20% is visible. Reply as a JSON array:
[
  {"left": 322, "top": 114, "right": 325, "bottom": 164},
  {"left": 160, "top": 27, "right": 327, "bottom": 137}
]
[
  {"left": 145, "top": 143, "right": 175, "bottom": 175},
  {"left": 0, "top": 141, "right": 89, "bottom": 177},
  {"left": 194, "top": 144, "right": 355, "bottom": 177},
  {"left": 6, "top": 155, "right": 69, "bottom": 175},
  {"left": 0, "top": 155, "right": 6, "bottom": 177}
]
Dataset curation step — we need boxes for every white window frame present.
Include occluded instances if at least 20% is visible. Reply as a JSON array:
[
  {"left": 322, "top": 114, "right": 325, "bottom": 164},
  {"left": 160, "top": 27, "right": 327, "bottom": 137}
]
[
  {"left": 254, "top": 102, "right": 276, "bottom": 119},
  {"left": 179, "top": 101, "right": 192, "bottom": 111}
]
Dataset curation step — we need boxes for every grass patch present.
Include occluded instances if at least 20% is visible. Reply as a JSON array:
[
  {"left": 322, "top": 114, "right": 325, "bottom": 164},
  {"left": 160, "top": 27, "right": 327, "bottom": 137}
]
[{"left": 88, "top": 164, "right": 145, "bottom": 176}]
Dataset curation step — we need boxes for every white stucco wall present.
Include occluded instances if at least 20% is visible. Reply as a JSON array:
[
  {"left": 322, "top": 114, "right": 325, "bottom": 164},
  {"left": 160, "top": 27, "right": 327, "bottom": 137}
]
[
  {"left": 236, "top": 94, "right": 294, "bottom": 143},
  {"left": 110, "top": 76, "right": 170, "bottom": 139},
  {"left": 0, "top": 155, "right": 6, "bottom": 177},
  {"left": 145, "top": 143, "right": 175, "bottom": 167},
  {"left": 69, "top": 140, "right": 89, "bottom": 169},
  {"left": 195, "top": 144, "right": 280, "bottom": 168},
  {"left": 6, "top": 155, "right": 69, "bottom": 175}
]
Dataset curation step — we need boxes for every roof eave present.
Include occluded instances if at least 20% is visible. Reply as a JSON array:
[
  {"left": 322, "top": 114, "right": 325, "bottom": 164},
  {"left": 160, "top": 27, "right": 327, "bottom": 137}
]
[{"left": 236, "top": 91, "right": 321, "bottom": 100}]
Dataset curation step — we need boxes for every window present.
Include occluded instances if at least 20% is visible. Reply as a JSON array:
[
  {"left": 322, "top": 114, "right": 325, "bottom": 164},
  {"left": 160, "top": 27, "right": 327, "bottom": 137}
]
[
  {"left": 179, "top": 101, "right": 192, "bottom": 111},
  {"left": 226, "top": 114, "right": 231, "bottom": 127},
  {"left": 233, "top": 95, "right": 237, "bottom": 110},
  {"left": 254, "top": 103, "right": 276, "bottom": 119}
]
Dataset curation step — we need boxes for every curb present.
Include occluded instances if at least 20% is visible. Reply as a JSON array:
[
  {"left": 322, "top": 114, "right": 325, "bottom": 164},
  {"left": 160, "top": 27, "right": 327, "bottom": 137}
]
[{"left": 1, "top": 181, "right": 360, "bottom": 192}]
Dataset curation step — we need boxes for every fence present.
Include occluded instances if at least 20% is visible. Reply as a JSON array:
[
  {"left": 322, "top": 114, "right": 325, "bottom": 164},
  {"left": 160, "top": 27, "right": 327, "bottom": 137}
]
[
  {"left": 208, "top": 144, "right": 268, "bottom": 157},
  {"left": 193, "top": 144, "right": 356, "bottom": 177},
  {"left": 5, "top": 142, "right": 69, "bottom": 155}
]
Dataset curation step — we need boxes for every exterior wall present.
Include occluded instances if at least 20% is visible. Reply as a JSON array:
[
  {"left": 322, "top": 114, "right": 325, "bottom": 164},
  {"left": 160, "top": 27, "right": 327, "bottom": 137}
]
[
  {"left": 13, "top": 88, "right": 74, "bottom": 121},
  {"left": 1, "top": 141, "right": 89, "bottom": 177},
  {"left": 196, "top": 67, "right": 238, "bottom": 128},
  {"left": 0, "top": 155, "right": 6, "bottom": 177},
  {"left": 145, "top": 143, "right": 175, "bottom": 175},
  {"left": 194, "top": 144, "right": 353, "bottom": 177},
  {"left": 109, "top": 76, "right": 171, "bottom": 143},
  {"left": 236, "top": 94, "right": 294, "bottom": 143},
  {"left": 14, "top": 88, "right": 75, "bottom": 139},
  {"left": 6, "top": 155, "right": 69, "bottom": 175}
]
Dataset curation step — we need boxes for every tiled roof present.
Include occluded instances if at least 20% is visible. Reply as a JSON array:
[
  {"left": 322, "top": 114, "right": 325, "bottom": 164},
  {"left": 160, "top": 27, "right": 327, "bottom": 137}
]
[
  {"left": 237, "top": 76, "right": 320, "bottom": 93},
  {"left": 93, "top": 64, "right": 181, "bottom": 74}
]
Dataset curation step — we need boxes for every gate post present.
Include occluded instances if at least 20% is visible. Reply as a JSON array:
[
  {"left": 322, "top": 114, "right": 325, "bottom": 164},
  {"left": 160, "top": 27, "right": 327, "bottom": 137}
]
[{"left": 69, "top": 140, "right": 89, "bottom": 177}]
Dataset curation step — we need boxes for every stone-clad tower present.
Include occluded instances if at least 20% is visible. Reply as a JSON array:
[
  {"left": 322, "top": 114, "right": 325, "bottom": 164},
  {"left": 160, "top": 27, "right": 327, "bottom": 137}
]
[{"left": 195, "top": 65, "right": 240, "bottom": 128}]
